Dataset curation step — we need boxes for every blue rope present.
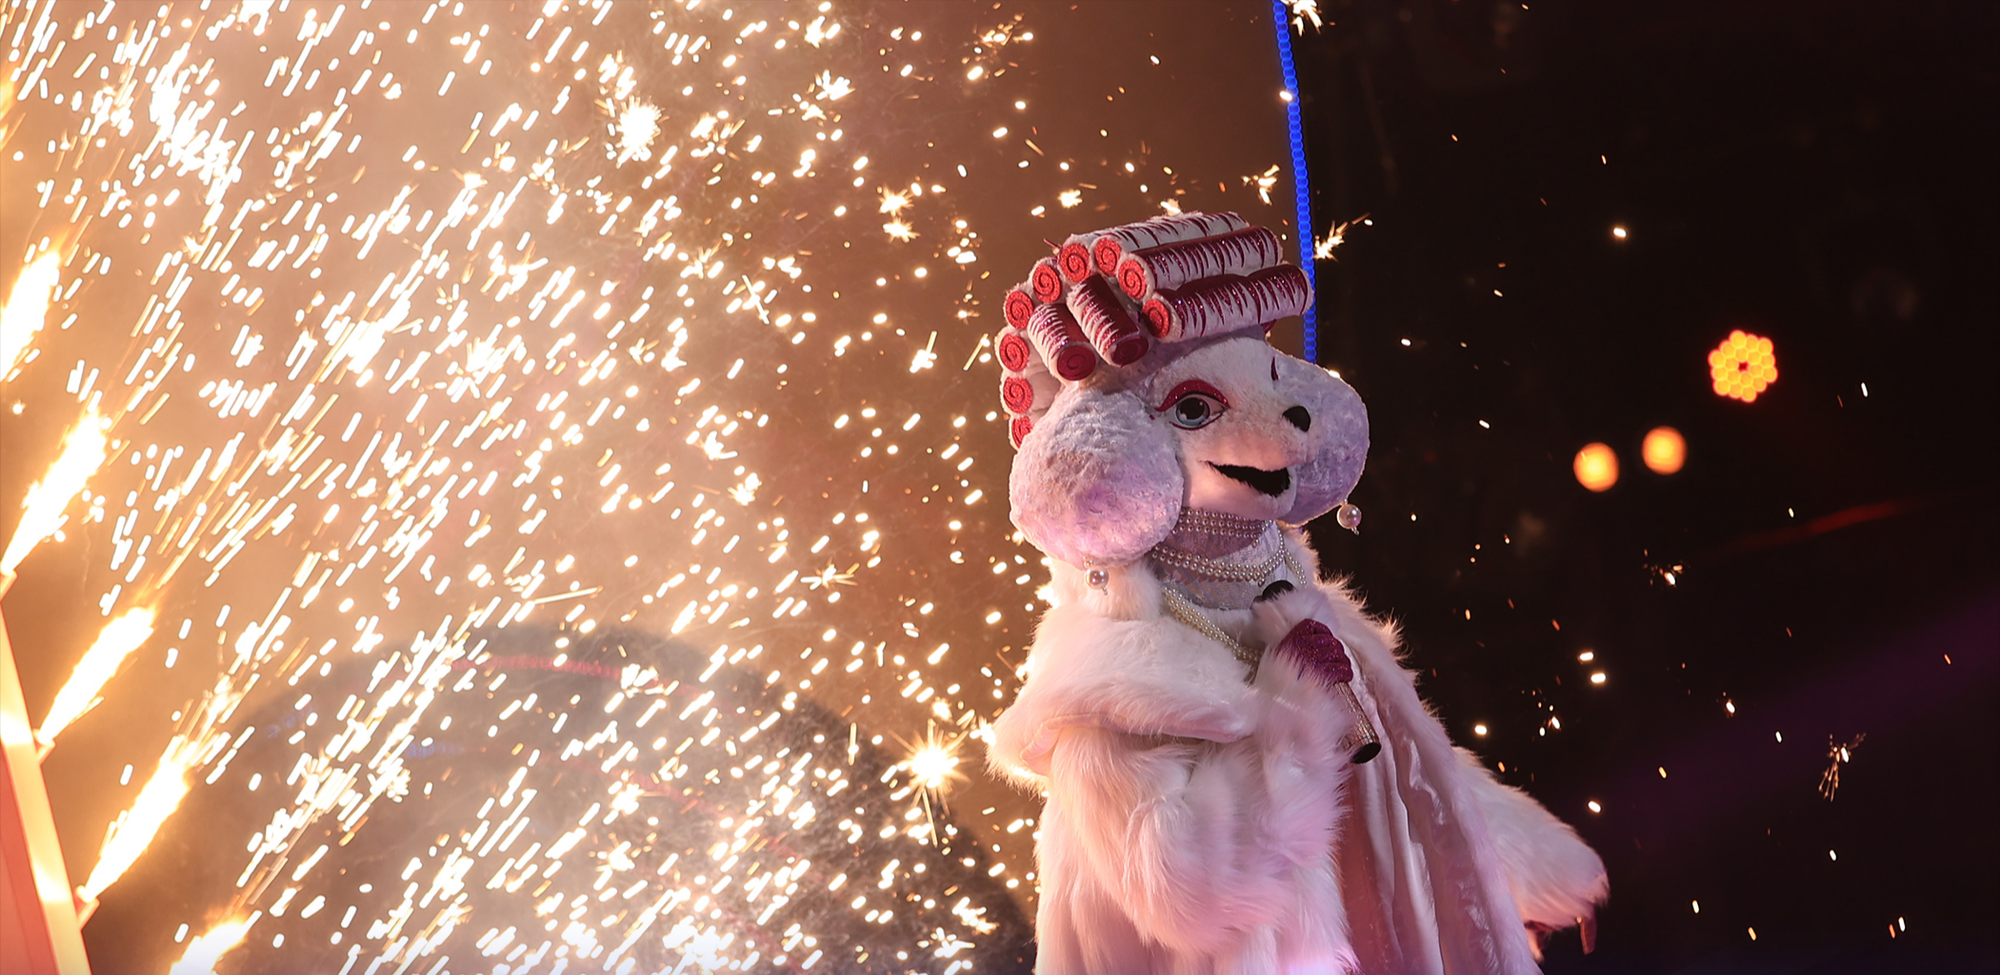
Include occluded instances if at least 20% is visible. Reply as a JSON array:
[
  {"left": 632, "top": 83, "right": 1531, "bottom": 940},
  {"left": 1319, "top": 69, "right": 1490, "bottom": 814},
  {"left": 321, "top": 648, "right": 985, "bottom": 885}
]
[{"left": 1270, "top": 0, "right": 1317, "bottom": 361}]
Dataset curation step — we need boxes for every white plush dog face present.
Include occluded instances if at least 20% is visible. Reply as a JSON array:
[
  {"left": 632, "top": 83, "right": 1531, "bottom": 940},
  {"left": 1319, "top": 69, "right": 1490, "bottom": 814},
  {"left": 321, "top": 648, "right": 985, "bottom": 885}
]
[
  {"left": 1009, "top": 334, "right": 1368, "bottom": 568},
  {"left": 1152, "top": 338, "right": 1318, "bottom": 521}
]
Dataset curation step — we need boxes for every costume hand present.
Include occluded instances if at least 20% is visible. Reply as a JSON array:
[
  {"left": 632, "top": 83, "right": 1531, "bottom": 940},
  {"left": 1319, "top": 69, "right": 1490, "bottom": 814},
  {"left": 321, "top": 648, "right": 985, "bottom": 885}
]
[
  {"left": 1248, "top": 584, "right": 1331, "bottom": 652},
  {"left": 1249, "top": 606, "right": 1347, "bottom": 692}
]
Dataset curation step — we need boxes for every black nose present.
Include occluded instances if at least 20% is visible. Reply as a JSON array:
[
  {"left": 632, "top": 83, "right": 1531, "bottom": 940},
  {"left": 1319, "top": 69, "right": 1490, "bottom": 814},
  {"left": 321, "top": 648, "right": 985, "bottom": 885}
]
[{"left": 1283, "top": 406, "right": 1311, "bottom": 432}]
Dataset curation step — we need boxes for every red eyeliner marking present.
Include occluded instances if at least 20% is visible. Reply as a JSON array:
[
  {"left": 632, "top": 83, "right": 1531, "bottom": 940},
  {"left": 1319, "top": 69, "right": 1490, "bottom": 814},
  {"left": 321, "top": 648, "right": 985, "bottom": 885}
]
[{"left": 1156, "top": 379, "right": 1230, "bottom": 413}]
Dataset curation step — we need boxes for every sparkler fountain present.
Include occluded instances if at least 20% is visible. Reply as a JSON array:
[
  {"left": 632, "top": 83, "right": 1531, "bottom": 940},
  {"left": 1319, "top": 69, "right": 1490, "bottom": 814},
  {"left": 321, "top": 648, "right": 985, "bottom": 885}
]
[{"left": 0, "top": 1, "right": 1301, "bottom": 971}]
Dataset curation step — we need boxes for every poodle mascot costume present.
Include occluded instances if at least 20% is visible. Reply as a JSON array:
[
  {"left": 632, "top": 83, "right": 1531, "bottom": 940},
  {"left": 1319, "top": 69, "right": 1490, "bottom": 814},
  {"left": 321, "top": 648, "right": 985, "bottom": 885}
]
[{"left": 986, "top": 213, "right": 1608, "bottom": 974}]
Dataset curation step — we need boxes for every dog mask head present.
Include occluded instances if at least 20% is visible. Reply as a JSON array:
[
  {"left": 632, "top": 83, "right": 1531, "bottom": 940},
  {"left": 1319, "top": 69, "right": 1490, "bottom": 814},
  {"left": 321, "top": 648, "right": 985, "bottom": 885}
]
[
  {"left": 1009, "top": 334, "right": 1368, "bottom": 568},
  {"left": 998, "top": 213, "right": 1370, "bottom": 568}
]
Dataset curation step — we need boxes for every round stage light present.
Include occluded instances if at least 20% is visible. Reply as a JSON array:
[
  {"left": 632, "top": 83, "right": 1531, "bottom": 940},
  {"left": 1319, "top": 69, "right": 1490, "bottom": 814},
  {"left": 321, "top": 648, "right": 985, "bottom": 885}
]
[
  {"left": 1709, "top": 330, "right": 1778, "bottom": 402},
  {"left": 1642, "top": 426, "right": 1686, "bottom": 474},
  {"left": 1574, "top": 442, "right": 1619, "bottom": 492}
]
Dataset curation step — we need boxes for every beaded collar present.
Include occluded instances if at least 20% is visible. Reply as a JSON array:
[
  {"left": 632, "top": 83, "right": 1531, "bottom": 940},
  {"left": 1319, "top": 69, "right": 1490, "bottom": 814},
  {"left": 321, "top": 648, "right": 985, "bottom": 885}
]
[{"left": 1148, "top": 508, "right": 1305, "bottom": 614}]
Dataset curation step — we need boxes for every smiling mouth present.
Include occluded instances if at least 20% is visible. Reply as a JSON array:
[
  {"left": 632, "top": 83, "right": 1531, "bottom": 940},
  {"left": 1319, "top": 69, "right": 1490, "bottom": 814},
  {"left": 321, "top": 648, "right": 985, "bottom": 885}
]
[{"left": 1210, "top": 463, "right": 1292, "bottom": 497}]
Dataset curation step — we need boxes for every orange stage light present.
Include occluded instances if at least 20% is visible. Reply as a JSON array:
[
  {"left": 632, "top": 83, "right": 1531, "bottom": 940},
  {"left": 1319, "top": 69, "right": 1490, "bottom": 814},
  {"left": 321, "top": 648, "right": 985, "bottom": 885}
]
[
  {"left": 1709, "top": 330, "right": 1777, "bottom": 402},
  {"left": 1574, "top": 443, "right": 1619, "bottom": 492},
  {"left": 1642, "top": 426, "right": 1686, "bottom": 475}
]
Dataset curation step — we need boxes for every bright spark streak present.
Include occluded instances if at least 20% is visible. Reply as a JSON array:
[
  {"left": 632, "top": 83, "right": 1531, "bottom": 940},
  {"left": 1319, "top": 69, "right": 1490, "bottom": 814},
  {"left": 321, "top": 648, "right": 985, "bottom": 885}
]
[
  {"left": 36, "top": 607, "right": 156, "bottom": 747},
  {"left": 906, "top": 742, "right": 959, "bottom": 790},
  {"left": 1244, "top": 164, "right": 1281, "bottom": 205},
  {"left": 0, "top": 0, "right": 1115, "bottom": 962},
  {"left": 616, "top": 101, "right": 663, "bottom": 163},
  {"left": 812, "top": 71, "right": 853, "bottom": 101},
  {"left": 902, "top": 724, "right": 966, "bottom": 793},
  {"left": 1, "top": 409, "right": 108, "bottom": 575},
  {"left": 1287, "top": 0, "right": 1327, "bottom": 32},
  {"left": 82, "top": 738, "right": 198, "bottom": 900},
  {"left": 0, "top": 250, "right": 60, "bottom": 378},
  {"left": 168, "top": 915, "right": 256, "bottom": 975},
  {"left": 1313, "top": 215, "right": 1366, "bottom": 260}
]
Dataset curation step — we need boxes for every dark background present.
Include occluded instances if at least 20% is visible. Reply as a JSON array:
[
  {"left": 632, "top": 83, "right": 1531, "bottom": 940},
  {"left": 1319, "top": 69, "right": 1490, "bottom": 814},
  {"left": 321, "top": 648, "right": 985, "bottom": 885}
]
[{"left": 1290, "top": 2, "right": 1999, "bottom": 972}]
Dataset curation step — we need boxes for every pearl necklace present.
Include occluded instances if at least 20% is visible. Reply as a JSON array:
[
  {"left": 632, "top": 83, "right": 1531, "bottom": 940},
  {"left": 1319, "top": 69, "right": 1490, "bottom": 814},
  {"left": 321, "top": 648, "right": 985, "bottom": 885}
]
[
  {"left": 1151, "top": 539, "right": 1289, "bottom": 582},
  {"left": 1158, "top": 586, "right": 1255, "bottom": 664},
  {"left": 1148, "top": 509, "right": 1306, "bottom": 612},
  {"left": 1150, "top": 508, "right": 1309, "bottom": 678},
  {"left": 1149, "top": 510, "right": 1384, "bottom": 760},
  {"left": 1170, "top": 508, "right": 1269, "bottom": 538}
]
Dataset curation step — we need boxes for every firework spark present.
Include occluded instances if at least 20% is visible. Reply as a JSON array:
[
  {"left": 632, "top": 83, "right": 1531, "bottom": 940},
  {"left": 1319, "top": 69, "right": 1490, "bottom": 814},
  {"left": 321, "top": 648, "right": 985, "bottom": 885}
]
[
  {"left": 1, "top": 409, "right": 107, "bottom": 576},
  {"left": 167, "top": 914, "right": 256, "bottom": 975},
  {"left": 1820, "top": 733, "right": 1865, "bottom": 801},
  {"left": 0, "top": 249, "right": 60, "bottom": 378},
  {"left": 34, "top": 607, "right": 155, "bottom": 748},
  {"left": 80, "top": 737, "right": 198, "bottom": 902},
  {"left": 2, "top": 1, "right": 1294, "bottom": 969}
]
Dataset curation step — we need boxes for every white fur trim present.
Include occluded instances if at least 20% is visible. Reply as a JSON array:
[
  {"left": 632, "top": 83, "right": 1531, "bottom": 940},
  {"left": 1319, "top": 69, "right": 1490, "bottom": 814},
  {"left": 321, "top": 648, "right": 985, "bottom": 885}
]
[
  {"left": 988, "top": 565, "right": 1258, "bottom": 785},
  {"left": 989, "top": 532, "right": 1607, "bottom": 973},
  {"left": 1457, "top": 749, "right": 1610, "bottom": 930}
]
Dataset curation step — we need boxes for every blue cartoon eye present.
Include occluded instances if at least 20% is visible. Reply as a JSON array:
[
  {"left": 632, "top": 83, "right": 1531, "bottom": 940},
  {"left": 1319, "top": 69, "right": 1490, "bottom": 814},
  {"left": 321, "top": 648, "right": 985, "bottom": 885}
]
[
  {"left": 1157, "top": 380, "right": 1229, "bottom": 431},
  {"left": 1169, "top": 393, "right": 1224, "bottom": 429}
]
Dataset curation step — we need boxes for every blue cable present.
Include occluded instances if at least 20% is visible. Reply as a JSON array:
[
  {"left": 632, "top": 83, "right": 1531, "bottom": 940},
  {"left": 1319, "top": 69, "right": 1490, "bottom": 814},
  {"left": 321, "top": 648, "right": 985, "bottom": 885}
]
[{"left": 1270, "top": 0, "right": 1317, "bottom": 361}]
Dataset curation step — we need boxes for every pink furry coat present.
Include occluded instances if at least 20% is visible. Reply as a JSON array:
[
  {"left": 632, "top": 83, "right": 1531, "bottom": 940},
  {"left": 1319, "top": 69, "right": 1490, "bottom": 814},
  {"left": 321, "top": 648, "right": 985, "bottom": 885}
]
[{"left": 988, "top": 333, "right": 1606, "bottom": 974}]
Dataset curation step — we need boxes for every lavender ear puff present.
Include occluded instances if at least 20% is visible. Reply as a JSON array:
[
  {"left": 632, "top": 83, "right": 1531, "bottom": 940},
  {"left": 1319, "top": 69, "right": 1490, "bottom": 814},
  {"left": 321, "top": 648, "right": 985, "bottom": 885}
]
[
  {"left": 1008, "top": 386, "right": 1184, "bottom": 568},
  {"left": 1277, "top": 354, "right": 1369, "bottom": 525}
]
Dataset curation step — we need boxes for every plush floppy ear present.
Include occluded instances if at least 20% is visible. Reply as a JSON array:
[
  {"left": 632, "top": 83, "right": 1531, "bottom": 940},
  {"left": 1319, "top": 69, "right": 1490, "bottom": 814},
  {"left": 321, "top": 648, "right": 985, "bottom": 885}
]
[
  {"left": 1276, "top": 355, "right": 1369, "bottom": 525},
  {"left": 1009, "top": 385, "right": 1184, "bottom": 568}
]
